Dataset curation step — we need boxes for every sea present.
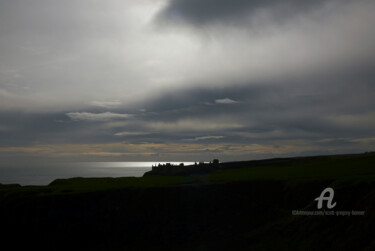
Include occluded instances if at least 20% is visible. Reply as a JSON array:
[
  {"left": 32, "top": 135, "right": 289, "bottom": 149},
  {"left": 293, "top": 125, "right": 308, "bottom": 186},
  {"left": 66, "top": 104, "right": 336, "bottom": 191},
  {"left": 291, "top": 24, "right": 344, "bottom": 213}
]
[{"left": 0, "top": 162, "right": 194, "bottom": 186}]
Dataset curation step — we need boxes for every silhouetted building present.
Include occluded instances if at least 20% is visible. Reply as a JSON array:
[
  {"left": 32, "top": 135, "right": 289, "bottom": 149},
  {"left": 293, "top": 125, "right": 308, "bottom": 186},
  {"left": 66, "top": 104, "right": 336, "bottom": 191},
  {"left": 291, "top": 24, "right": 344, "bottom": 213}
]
[
  {"left": 212, "top": 159, "right": 220, "bottom": 168},
  {"left": 152, "top": 159, "right": 221, "bottom": 173}
]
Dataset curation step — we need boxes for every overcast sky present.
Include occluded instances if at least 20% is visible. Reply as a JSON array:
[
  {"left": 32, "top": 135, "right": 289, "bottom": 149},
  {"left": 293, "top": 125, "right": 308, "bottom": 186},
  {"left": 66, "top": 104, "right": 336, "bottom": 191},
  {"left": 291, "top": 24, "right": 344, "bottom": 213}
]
[{"left": 1, "top": 0, "right": 375, "bottom": 162}]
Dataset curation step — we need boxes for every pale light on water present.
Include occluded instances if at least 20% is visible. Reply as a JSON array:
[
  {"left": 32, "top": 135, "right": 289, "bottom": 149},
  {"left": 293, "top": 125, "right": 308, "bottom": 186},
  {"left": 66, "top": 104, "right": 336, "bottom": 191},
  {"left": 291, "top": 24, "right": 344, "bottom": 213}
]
[
  {"left": 0, "top": 162, "right": 194, "bottom": 186},
  {"left": 71, "top": 162, "right": 194, "bottom": 168}
]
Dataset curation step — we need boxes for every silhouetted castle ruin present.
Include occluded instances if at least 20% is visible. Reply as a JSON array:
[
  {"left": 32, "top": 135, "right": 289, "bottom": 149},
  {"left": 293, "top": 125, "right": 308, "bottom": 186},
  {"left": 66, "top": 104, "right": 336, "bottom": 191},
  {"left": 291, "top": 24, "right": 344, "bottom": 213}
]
[{"left": 149, "top": 159, "right": 220, "bottom": 176}]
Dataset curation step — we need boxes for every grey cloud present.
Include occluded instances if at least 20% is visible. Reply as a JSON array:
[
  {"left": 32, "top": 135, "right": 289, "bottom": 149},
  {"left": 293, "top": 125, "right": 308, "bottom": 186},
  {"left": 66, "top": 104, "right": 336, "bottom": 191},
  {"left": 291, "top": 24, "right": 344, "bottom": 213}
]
[
  {"left": 1, "top": 0, "right": 374, "bottom": 114},
  {"left": 146, "top": 119, "right": 244, "bottom": 132},
  {"left": 190, "top": 136, "right": 225, "bottom": 141},
  {"left": 215, "top": 98, "right": 238, "bottom": 104},
  {"left": 114, "top": 131, "right": 150, "bottom": 137},
  {"left": 91, "top": 101, "right": 122, "bottom": 109},
  {"left": 154, "top": 0, "right": 375, "bottom": 101},
  {"left": 157, "top": 0, "right": 327, "bottom": 26},
  {"left": 0, "top": 125, "right": 9, "bottom": 132},
  {"left": 139, "top": 73, "right": 375, "bottom": 139},
  {"left": 2, "top": 67, "right": 375, "bottom": 148},
  {"left": 0, "top": 0, "right": 186, "bottom": 112},
  {"left": 1, "top": 72, "right": 375, "bottom": 161},
  {"left": 66, "top": 112, "right": 133, "bottom": 121},
  {"left": 1, "top": 0, "right": 375, "bottom": 162}
]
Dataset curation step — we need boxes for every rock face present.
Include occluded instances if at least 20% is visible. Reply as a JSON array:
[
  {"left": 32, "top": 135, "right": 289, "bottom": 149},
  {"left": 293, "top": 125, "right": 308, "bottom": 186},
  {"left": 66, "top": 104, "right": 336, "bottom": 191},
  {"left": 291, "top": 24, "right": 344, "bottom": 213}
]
[{"left": 1, "top": 179, "right": 375, "bottom": 250}]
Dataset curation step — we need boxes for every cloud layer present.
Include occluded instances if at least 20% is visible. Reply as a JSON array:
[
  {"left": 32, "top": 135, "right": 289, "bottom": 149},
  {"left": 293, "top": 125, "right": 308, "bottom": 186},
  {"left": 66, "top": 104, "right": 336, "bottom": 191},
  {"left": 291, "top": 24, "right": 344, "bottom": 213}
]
[
  {"left": 1, "top": 0, "right": 375, "bottom": 162},
  {"left": 66, "top": 112, "right": 132, "bottom": 121},
  {"left": 157, "top": 0, "right": 326, "bottom": 26}
]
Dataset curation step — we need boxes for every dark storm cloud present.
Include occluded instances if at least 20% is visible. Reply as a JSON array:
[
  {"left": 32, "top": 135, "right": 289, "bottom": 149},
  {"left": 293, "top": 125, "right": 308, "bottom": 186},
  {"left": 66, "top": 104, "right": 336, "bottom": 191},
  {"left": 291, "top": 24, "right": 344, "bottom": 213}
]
[
  {"left": 157, "top": 0, "right": 327, "bottom": 26},
  {"left": 1, "top": 68, "right": 375, "bottom": 161},
  {"left": 2, "top": 59, "right": 375, "bottom": 149},
  {"left": 1, "top": 0, "right": 375, "bottom": 161},
  {"left": 145, "top": 64, "right": 375, "bottom": 139}
]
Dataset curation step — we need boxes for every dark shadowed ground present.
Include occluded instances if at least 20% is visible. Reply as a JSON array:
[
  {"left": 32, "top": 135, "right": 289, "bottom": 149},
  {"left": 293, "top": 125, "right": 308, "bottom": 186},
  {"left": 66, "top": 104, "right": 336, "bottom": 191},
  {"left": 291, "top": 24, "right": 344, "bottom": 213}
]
[{"left": 1, "top": 152, "right": 375, "bottom": 250}]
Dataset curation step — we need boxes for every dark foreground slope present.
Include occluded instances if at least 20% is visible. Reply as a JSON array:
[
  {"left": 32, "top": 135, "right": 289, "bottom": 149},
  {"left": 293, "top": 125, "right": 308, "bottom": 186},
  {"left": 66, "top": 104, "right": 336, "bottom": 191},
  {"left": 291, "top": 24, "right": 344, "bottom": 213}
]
[{"left": 1, "top": 153, "right": 375, "bottom": 250}]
